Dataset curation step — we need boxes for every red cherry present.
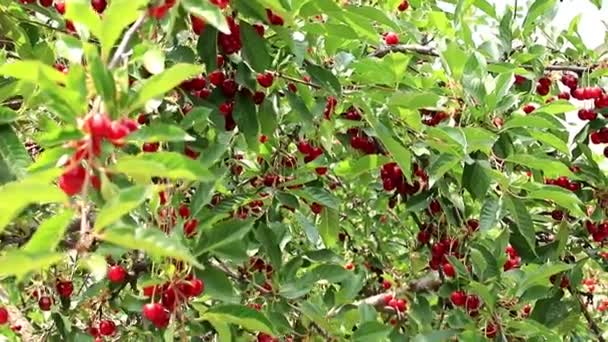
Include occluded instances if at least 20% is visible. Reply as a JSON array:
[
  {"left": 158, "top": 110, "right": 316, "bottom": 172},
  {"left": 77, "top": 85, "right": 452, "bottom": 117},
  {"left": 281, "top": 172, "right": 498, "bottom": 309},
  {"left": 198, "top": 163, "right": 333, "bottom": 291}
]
[
  {"left": 442, "top": 263, "right": 455, "bottom": 277},
  {"left": 384, "top": 32, "right": 399, "bottom": 45},
  {"left": 450, "top": 290, "right": 466, "bottom": 306},
  {"left": 465, "top": 295, "right": 481, "bottom": 311},
  {"left": 429, "top": 199, "right": 441, "bottom": 215},
  {"left": 221, "top": 79, "right": 238, "bottom": 97},
  {"left": 88, "top": 325, "right": 99, "bottom": 337},
  {"left": 344, "top": 262, "right": 354, "bottom": 270},
  {"left": 382, "top": 280, "right": 392, "bottom": 290},
  {"left": 466, "top": 219, "right": 479, "bottom": 232},
  {"left": 98, "top": 320, "right": 116, "bottom": 336},
  {"left": 572, "top": 87, "right": 585, "bottom": 100},
  {"left": 551, "top": 209, "right": 564, "bottom": 221},
  {"left": 178, "top": 204, "right": 190, "bottom": 219},
  {"left": 184, "top": 146, "right": 200, "bottom": 159},
  {"left": 183, "top": 219, "right": 199, "bottom": 238},
  {"left": 315, "top": 167, "right": 328, "bottom": 176},
  {"left": 485, "top": 323, "right": 498, "bottom": 338},
  {"left": 91, "top": 0, "right": 106, "bottom": 13},
  {"left": 191, "top": 15, "right": 205, "bottom": 35},
  {"left": 107, "top": 121, "right": 130, "bottom": 141},
  {"left": 297, "top": 140, "right": 312, "bottom": 154},
  {"left": 107, "top": 265, "right": 127, "bottom": 283},
  {"left": 398, "top": 0, "right": 409, "bottom": 11},
  {"left": 538, "top": 77, "right": 551, "bottom": 88},
  {"left": 137, "top": 114, "right": 149, "bottom": 125},
  {"left": 417, "top": 230, "right": 431, "bottom": 244},
  {"left": 561, "top": 74, "right": 578, "bottom": 89},
  {"left": 39, "top": 0, "right": 53, "bottom": 7},
  {"left": 142, "top": 303, "right": 166, "bottom": 323},
  {"left": 85, "top": 113, "right": 112, "bottom": 138},
  {"left": 59, "top": 165, "right": 87, "bottom": 196},
  {"left": 256, "top": 72, "right": 274, "bottom": 88},
  {"left": 388, "top": 298, "right": 398, "bottom": 309},
  {"left": 557, "top": 91, "right": 570, "bottom": 100},
  {"left": 514, "top": 75, "right": 527, "bottom": 85},
  {"left": 0, "top": 307, "right": 8, "bottom": 325},
  {"left": 185, "top": 277, "right": 204, "bottom": 297},
  {"left": 208, "top": 70, "right": 225, "bottom": 86},
  {"left": 522, "top": 104, "right": 535, "bottom": 114},
  {"left": 395, "top": 299, "right": 407, "bottom": 312},
  {"left": 209, "top": 0, "right": 229, "bottom": 8},
  {"left": 266, "top": 9, "right": 284, "bottom": 26},
  {"left": 253, "top": 91, "right": 266, "bottom": 105},
  {"left": 310, "top": 202, "right": 323, "bottom": 214},
  {"left": 288, "top": 83, "right": 297, "bottom": 93},
  {"left": 56, "top": 280, "right": 74, "bottom": 298},
  {"left": 259, "top": 135, "right": 269, "bottom": 143},
  {"left": 536, "top": 84, "right": 550, "bottom": 96},
  {"left": 603, "top": 146, "right": 608, "bottom": 158},
  {"left": 142, "top": 142, "right": 160, "bottom": 153},
  {"left": 253, "top": 24, "right": 265, "bottom": 37},
  {"left": 383, "top": 294, "right": 393, "bottom": 305},
  {"left": 38, "top": 296, "right": 52, "bottom": 311},
  {"left": 55, "top": 0, "right": 66, "bottom": 13}
]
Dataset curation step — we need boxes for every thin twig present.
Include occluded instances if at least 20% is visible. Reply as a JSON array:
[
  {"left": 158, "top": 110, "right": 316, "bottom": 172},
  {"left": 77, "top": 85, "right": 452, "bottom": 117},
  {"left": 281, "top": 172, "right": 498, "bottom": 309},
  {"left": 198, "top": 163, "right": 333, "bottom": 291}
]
[
  {"left": 108, "top": 14, "right": 147, "bottom": 68},
  {"left": 275, "top": 72, "right": 322, "bottom": 89},
  {"left": 568, "top": 285, "right": 606, "bottom": 342}
]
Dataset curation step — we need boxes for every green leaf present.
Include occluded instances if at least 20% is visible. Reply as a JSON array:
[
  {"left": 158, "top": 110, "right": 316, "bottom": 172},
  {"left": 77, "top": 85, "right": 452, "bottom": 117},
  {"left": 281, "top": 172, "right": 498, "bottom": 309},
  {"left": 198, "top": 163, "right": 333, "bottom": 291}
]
[
  {"left": 517, "top": 263, "right": 573, "bottom": 296},
  {"left": 305, "top": 62, "right": 341, "bottom": 95},
  {"left": 196, "top": 219, "right": 256, "bottom": 254},
  {"left": 201, "top": 304, "right": 275, "bottom": 335},
  {"left": 503, "top": 115, "right": 563, "bottom": 130},
  {"left": 428, "top": 154, "right": 460, "bottom": 184},
  {"left": 503, "top": 195, "right": 536, "bottom": 253},
  {"left": 286, "top": 92, "right": 314, "bottom": 126},
  {"left": 290, "top": 187, "right": 339, "bottom": 209},
  {"left": 100, "top": 0, "right": 146, "bottom": 61},
  {"left": 127, "top": 123, "right": 195, "bottom": 143},
  {"left": 441, "top": 42, "right": 468, "bottom": 79},
  {"left": 352, "top": 321, "right": 392, "bottom": 342},
  {"left": 233, "top": 91, "right": 260, "bottom": 148},
  {"left": 479, "top": 196, "right": 500, "bottom": 232},
  {"left": 240, "top": 22, "right": 271, "bottom": 72},
  {"left": 0, "top": 107, "right": 18, "bottom": 124},
  {"left": 0, "top": 175, "right": 67, "bottom": 233},
  {"left": 0, "top": 251, "right": 63, "bottom": 279},
  {"left": 94, "top": 186, "right": 151, "bottom": 231},
  {"left": 366, "top": 115, "right": 411, "bottom": 181},
  {"left": 198, "top": 267, "right": 239, "bottom": 302},
  {"left": 389, "top": 92, "right": 440, "bottom": 110},
  {"left": 528, "top": 186, "right": 584, "bottom": 217},
  {"left": 462, "top": 160, "right": 491, "bottom": 200},
  {"left": 254, "top": 223, "right": 282, "bottom": 269},
  {"left": 468, "top": 281, "right": 495, "bottom": 310},
  {"left": 181, "top": 0, "right": 230, "bottom": 34},
  {"left": 345, "top": 5, "right": 399, "bottom": 31},
  {"left": 334, "top": 155, "right": 390, "bottom": 178},
  {"left": 0, "top": 60, "right": 66, "bottom": 84},
  {"left": 128, "top": 64, "right": 202, "bottom": 111},
  {"left": 64, "top": 0, "right": 102, "bottom": 37},
  {"left": 111, "top": 152, "right": 214, "bottom": 181},
  {"left": 522, "top": 0, "right": 558, "bottom": 35},
  {"left": 22, "top": 210, "right": 74, "bottom": 253},
  {"left": 318, "top": 207, "right": 339, "bottom": 248},
  {"left": 534, "top": 100, "right": 577, "bottom": 115},
  {"left": 101, "top": 226, "right": 201, "bottom": 267},
  {"left": 0, "top": 124, "right": 31, "bottom": 180},
  {"left": 143, "top": 47, "right": 165, "bottom": 75},
  {"left": 412, "top": 330, "right": 457, "bottom": 342},
  {"left": 196, "top": 26, "right": 218, "bottom": 71},
  {"left": 528, "top": 130, "right": 569, "bottom": 155},
  {"left": 86, "top": 46, "right": 116, "bottom": 114},
  {"left": 505, "top": 154, "right": 573, "bottom": 178}
]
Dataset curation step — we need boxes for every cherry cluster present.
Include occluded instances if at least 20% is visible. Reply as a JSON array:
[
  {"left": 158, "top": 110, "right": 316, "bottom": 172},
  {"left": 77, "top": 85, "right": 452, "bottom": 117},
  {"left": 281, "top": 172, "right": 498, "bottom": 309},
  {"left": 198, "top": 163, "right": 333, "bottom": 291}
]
[
  {"left": 428, "top": 237, "right": 460, "bottom": 272},
  {"left": 297, "top": 140, "right": 324, "bottom": 163},
  {"left": 59, "top": 113, "right": 138, "bottom": 196},
  {"left": 237, "top": 257, "right": 274, "bottom": 294},
  {"left": 157, "top": 193, "right": 199, "bottom": 238},
  {"left": 141, "top": 275, "right": 204, "bottom": 328},
  {"left": 382, "top": 294, "right": 408, "bottom": 313},
  {"left": 420, "top": 109, "right": 449, "bottom": 126},
  {"left": 450, "top": 290, "right": 481, "bottom": 316},
  {"left": 584, "top": 220, "right": 608, "bottom": 243},
  {"left": 503, "top": 245, "right": 521, "bottom": 271},
  {"left": 88, "top": 319, "right": 117, "bottom": 339},
  {"left": 544, "top": 176, "right": 580, "bottom": 192},
  {"left": 380, "top": 163, "right": 427, "bottom": 198}
]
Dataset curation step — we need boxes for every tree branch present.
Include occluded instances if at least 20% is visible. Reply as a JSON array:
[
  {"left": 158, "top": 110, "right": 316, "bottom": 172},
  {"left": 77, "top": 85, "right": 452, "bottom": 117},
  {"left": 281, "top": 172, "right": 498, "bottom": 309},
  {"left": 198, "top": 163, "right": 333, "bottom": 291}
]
[
  {"left": 108, "top": 14, "right": 147, "bottom": 69},
  {"left": 568, "top": 285, "right": 606, "bottom": 342},
  {"left": 370, "top": 44, "right": 596, "bottom": 74}
]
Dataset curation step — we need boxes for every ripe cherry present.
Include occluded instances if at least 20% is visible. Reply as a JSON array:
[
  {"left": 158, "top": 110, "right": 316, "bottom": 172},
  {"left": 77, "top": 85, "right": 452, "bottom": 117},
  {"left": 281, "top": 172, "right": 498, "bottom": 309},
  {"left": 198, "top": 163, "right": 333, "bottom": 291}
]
[
  {"left": 59, "top": 165, "right": 87, "bottom": 196},
  {"left": 344, "top": 262, "right": 354, "bottom": 270},
  {"left": 39, "top": 0, "right": 52, "bottom": 7},
  {"left": 56, "top": 280, "right": 74, "bottom": 298},
  {"left": 91, "top": 0, "right": 106, "bottom": 13},
  {"left": 395, "top": 299, "right": 407, "bottom": 312},
  {"left": 55, "top": 1, "right": 66, "bottom": 14},
  {"left": 450, "top": 290, "right": 466, "bottom": 307},
  {"left": 310, "top": 202, "right": 323, "bottom": 214},
  {"left": 383, "top": 294, "right": 393, "bottom": 305},
  {"left": 522, "top": 104, "right": 536, "bottom": 114},
  {"left": 259, "top": 135, "right": 269, "bottom": 143},
  {"left": 288, "top": 83, "right": 297, "bottom": 93},
  {"left": 208, "top": 70, "right": 225, "bottom": 86},
  {"left": 0, "top": 307, "right": 8, "bottom": 325},
  {"left": 178, "top": 204, "right": 190, "bottom": 219},
  {"left": 142, "top": 142, "right": 160, "bottom": 153},
  {"left": 485, "top": 323, "right": 498, "bottom": 338},
  {"left": 442, "top": 263, "right": 455, "bottom": 277},
  {"left": 465, "top": 295, "right": 481, "bottom": 311},
  {"left": 551, "top": 209, "right": 564, "bottom": 221},
  {"left": 428, "top": 199, "right": 441, "bottom": 215},
  {"left": 266, "top": 9, "right": 284, "bottom": 26},
  {"left": 99, "top": 320, "right": 116, "bottom": 336},
  {"left": 384, "top": 32, "right": 399, "bottom": 45},
  {"left": 191, "top": 15, "right": 205, "bottom": 35},
  {"left": 315, "top": 167, "right": 328, "bottom": 176},
  {"left": 38, "top": 296, "right": 52, "bottom": 311},
  {"left": 183, "top": 219, "right": 199, "bottom": 238},
  {"left": 185, "top": 277, "right": 204, "bottom": 297},
  {"left": 256, "top": 72, "right": 274, "bottom": 88},
  {"left": 107, "top": 265, "right": 127, "bottom": 283},
  {"left": 398, "top": 0, "right": 409, "bottom": 11},
  {"left": 382, "top": 280, "right": 392, "bottom": 290},
  {"left": 253, "top": 91, "right": 266, "bottom": 105},
  {"left": 417, "top": 230, "right": 431, "bottom": 244}
]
